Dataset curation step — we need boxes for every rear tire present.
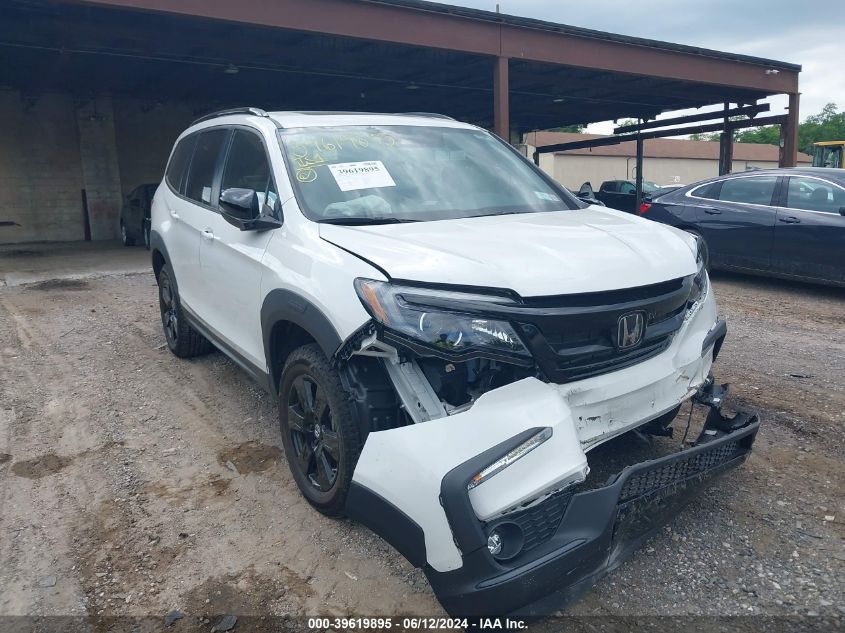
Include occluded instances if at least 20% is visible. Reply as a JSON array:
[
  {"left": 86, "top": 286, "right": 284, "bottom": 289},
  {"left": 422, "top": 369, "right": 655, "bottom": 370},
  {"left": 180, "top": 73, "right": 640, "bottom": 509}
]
[
  {"left": 120, "top": 220, "right": 135, "bottom": 246},
  {"left": 143, "top": 221, "right": 151, "bottom": 251},
  {"left": 278, "top": 344, "right": 361, "bottom": 517},
  {"left": 157, "top": 264, "right": 212, "bottom": 358}
]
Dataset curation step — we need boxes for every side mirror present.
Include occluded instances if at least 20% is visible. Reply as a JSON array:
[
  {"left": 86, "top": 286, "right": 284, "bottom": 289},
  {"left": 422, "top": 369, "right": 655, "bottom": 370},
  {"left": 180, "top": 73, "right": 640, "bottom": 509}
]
[
  {"left": 219, "top": 188, "right": 283, "bottom": 231},
  {"left": 219, "top": 188, "right": 259, "bottom": 222}
]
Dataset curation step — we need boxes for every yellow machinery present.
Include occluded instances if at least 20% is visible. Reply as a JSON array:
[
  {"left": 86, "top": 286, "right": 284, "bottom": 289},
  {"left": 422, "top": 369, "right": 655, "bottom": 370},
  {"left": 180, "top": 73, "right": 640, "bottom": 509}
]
[{"left": 812, "top": 141, "right": 845, "bottom": 168}]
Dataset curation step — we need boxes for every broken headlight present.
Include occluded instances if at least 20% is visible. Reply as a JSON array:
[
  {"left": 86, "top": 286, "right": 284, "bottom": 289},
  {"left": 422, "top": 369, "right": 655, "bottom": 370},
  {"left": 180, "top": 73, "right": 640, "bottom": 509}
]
[
  {"left": 354, "top": 278, "right": 531, "bottom": 362},
  {"left": 688, "top": 259, "right": 709, "bottom": 306},
  {"left": 686, "top": 234, "right": 709, "bottom": 306}
]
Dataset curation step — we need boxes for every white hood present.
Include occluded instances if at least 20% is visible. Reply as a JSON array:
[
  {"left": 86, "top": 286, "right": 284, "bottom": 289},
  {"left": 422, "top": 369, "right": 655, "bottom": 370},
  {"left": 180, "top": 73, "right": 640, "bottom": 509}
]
[{"left": 320, "top": 208, "right": 697, "bottom": 297}]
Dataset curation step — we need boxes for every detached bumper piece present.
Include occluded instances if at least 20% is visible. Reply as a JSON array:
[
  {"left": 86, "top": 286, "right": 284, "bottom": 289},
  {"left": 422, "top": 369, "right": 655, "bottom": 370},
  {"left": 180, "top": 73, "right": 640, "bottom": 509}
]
[{"left": 426, "top": 408, "right": 760, "bottom": 617}]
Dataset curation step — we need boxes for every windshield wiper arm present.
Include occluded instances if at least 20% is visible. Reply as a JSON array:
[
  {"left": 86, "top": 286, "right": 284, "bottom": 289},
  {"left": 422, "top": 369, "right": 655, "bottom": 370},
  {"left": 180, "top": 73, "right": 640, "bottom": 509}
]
[{"left": 319, "top": 217, "right": 419, "bottom": 226}]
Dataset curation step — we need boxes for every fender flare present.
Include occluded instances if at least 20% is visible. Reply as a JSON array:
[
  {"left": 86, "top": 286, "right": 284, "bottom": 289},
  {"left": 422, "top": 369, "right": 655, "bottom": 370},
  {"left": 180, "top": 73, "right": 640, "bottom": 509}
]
[
  {"left": 149, "top": 230, "right": 171, "bottom": 281},
  {"left": 261, "top": 289, "right": 343, "bottom": 390}
]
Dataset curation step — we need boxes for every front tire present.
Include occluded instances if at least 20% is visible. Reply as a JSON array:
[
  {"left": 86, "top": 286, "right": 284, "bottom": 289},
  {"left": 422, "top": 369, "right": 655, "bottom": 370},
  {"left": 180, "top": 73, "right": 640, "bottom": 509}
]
[
  {"left": 143, "top": 221, "right": 151, "bottom": 250},
  {"left": 279, "top": 344, "right": 361, "bottom": 517},
  {"left": 157, "top": 264, "right": 212, "bottom": 358}
]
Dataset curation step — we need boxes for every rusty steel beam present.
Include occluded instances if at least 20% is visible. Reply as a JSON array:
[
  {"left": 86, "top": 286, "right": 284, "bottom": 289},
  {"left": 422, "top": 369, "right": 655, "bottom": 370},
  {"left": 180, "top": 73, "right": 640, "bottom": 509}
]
[
  {"left": 76, "top": 0, "right": 799, "bottom": 94},
  {"left": 614, "top": 102, "right": 769, "bottom": 134},
  {"left": 779, "top": 93, "right": 800, "bottom": 167},
  {"left": 493, "top": 56, "right": 509, "bottom": 140},
  {"left": 535, "top": 114, "right": 789, "bottom": 154}
]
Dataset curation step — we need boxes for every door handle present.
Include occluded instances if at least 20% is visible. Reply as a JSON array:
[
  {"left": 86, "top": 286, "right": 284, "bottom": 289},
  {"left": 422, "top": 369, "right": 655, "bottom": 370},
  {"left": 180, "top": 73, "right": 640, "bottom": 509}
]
[
  {"left": 702, "top": 207, "right": 722, "bottom": 215},
  {"left": 169, "top": 209, "right": 180, "bottom": 219},
  {"left": 778, "top": 216, "right": 801, "bottom": 224},
  {"left": 201, "top": 228, "right": 215, "bottom": 241}
]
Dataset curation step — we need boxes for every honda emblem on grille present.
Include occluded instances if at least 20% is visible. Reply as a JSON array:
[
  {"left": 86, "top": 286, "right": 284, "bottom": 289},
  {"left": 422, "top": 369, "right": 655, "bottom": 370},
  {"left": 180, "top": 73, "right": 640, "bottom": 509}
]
[{"left": 617, "top": 311, "right": 645, "bottom": 349}]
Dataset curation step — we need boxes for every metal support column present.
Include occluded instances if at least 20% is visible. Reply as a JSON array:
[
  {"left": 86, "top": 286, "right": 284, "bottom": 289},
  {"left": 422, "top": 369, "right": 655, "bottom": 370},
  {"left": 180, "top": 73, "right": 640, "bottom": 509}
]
[
  {"left": 779, "top": 92, "right": 800, "bottom": 167},
  {"left": 634, "top": 130, "right": 643, "bottom": 212},
  {"left": 493, "top": 56, "right": 509, "bottom": 141},
  {"left": 718, "top": 103, "right": 733, "bottom": 175}
]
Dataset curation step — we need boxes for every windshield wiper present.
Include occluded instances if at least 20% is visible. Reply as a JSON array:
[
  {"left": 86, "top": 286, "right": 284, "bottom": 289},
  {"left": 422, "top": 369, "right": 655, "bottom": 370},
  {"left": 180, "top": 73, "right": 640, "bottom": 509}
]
[{"left": 319, "top": 217, "right": 419, "bottom": 226}]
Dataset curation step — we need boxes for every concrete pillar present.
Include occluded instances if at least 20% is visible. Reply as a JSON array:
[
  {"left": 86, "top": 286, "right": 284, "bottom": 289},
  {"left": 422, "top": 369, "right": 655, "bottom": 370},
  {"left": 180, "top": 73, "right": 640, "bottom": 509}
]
[
  {"left": 779, "top": 93, "right": 800, "bottom": 168},
  {"left": 76, "top": 94, "right": 122, "bottom": 240},
  {"left": 493, "top": 56, "right": 509, "bottom": 141}
]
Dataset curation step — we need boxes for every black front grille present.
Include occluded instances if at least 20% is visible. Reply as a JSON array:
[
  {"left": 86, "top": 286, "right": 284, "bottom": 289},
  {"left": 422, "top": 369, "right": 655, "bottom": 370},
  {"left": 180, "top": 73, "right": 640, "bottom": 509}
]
[
  {"left": 515, "top": 276, "right": 693, "bottom": 383},
  {"left": 485, "top": 488, "right": 575, "bottom": 554}
]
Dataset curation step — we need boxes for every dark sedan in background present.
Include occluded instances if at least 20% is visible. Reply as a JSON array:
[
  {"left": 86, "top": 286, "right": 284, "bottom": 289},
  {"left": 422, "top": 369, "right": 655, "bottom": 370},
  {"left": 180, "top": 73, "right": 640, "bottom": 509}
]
[
  {"left": 119, "top": 184, "right": 158, "bottom": 249},
  {"left": 639, "top": 168, "right": 845, "bottom": 286}
]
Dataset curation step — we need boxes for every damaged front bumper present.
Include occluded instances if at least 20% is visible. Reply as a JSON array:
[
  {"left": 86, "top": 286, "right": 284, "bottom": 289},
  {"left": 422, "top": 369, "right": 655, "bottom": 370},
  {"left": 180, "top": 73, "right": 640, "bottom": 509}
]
[
  {"left": 347, "top": 391, "right": 759, "bottom": 616},
  {"left": 424, "top": 404, "right": 759, "bottom": 616},
  {"left": 343, "top": 283, "right": 752, "bottom": 615}
]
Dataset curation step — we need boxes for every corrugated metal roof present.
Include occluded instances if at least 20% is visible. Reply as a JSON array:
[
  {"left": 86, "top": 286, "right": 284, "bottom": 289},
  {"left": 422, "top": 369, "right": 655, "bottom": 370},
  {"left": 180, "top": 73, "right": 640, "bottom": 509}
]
[
  {"left": 362, "top": 0, "right": 802, "bottom": 72},
  {"left": 525, "top": 132, "right": 812, "bottom": 162}
]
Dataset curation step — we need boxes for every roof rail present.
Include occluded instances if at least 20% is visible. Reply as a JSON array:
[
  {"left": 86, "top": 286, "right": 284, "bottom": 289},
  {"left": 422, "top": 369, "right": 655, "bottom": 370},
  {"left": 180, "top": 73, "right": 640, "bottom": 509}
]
[
  {"left": 191, "top": 107, "right": 269, "bottom": 125},
  {"left": 397, "top": 112, "right": 455, "bottom": 120}
]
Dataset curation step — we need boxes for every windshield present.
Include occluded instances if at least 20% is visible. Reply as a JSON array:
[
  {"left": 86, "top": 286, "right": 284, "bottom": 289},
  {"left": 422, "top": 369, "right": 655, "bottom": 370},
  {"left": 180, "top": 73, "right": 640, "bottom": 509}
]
[
  {"left": 642, "top": 181, "right": 659, "bottom": 193},
  {"left": 278, "top": 125, "right": 578, "bottom": 223}
]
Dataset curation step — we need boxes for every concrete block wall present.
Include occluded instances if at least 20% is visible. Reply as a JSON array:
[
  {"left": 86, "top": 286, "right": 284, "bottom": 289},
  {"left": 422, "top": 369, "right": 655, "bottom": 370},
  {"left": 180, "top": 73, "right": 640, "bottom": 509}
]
[
  {"left": 0, "top": 92, "right": 86, "bottom": 243},
  {"left": 113, "top": 98, "right": 194, "bottom": 199},
  {"left": 0, "top": 91, "right": 195, "bottom": 245}
]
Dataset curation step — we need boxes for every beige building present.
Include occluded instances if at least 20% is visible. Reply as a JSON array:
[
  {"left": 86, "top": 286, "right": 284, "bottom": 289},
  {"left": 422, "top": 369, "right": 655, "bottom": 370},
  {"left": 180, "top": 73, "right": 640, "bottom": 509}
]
[{"left": 524, "top": 131, "right": 812, "bottom": 191}]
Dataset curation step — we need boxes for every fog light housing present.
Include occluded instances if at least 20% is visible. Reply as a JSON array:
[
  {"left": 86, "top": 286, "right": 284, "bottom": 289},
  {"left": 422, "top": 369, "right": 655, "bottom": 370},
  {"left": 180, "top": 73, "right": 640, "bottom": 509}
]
[{"left": 485, "top": 522, "right": 525, "bottom": 561}]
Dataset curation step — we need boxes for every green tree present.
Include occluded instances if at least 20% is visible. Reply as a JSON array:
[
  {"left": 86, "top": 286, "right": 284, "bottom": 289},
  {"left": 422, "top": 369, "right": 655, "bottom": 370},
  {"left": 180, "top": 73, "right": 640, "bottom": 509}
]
[
  {"left": 736, "top": 125, "right": 780, "bottom": 145},
  {"left": 797, "top": 102, "right": 845, "bottom": 154},
  {"left": 548, "top": 124, "right": 585, "bottom": 133}
]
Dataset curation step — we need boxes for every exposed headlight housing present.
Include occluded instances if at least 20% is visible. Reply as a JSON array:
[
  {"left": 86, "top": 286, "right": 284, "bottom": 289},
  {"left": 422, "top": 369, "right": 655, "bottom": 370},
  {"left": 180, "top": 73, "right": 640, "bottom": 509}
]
[
  {"left": 684, "top": 234, "right": 709, "bottom": 307},
  {"left": 354, "top": 278, "right": 532, "bottom": 363}
]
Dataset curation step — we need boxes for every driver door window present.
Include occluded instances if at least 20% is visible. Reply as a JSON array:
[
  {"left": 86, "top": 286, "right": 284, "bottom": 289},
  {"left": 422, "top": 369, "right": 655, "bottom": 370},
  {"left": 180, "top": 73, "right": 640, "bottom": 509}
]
[
  {"left": 786, "top": 176, "right": 845, "bottom": 213},
  {"left": 219, "top": 129, "right": 278, "bottom": 215}
]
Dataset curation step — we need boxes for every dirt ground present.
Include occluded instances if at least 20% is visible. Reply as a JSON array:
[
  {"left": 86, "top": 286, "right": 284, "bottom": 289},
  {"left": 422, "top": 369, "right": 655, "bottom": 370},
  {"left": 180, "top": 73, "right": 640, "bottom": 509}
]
[{"left": 0, "top": 245, "right": 842, "bottom": 627}]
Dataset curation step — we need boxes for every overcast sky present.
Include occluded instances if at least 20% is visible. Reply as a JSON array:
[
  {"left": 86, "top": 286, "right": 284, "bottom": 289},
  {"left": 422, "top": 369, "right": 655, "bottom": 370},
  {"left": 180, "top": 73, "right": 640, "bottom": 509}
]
[{"left": 431, "top": 0, "right": 845, "bottom": 133}]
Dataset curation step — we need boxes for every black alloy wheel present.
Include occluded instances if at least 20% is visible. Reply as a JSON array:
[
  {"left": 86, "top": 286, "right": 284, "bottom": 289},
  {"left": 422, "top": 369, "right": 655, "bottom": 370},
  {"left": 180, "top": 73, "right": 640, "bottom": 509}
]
[
  {"left": 159, "top": 271, "right": 179, "bottom": 348},
  {"left": 278, "top": 344, "right": 361, "bottom": 516},
  {"left": 287, "top": 375, "right": 340, "bottom": 492}
]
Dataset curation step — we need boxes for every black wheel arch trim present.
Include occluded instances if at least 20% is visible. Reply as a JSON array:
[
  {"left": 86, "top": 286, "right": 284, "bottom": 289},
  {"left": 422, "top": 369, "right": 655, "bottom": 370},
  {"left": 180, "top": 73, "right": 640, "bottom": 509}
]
[
  {"left": 149, "top": 230, "right": 170, "bottom": 280},
  {"left": 261, "top": 289, "right": 344, "bottom": 392}
]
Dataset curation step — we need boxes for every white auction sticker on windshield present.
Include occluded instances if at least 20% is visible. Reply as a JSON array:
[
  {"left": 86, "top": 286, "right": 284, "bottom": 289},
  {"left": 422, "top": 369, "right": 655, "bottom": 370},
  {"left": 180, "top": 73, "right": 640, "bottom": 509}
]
[{"left": 328, "top": 161, "right": 396, "bottom": 192}]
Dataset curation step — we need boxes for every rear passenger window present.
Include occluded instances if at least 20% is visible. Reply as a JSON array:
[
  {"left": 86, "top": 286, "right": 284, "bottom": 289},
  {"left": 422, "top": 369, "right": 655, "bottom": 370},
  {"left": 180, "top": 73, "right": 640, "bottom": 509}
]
[
  {"left": 184, "top": 129, "right": 229, "bottom": 205},
  {"left": 691, "top": 181, "right": 721, "bottom": 200},
  {"left": 165, "top": 135, "right": 197, "bottom": 194},
  {"left": 718, "top": 176, "right": 777, "bottom": 206}
]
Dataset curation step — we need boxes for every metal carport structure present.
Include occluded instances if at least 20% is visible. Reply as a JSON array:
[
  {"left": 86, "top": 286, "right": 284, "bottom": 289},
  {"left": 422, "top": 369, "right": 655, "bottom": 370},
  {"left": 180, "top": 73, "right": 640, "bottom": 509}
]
[{"left": 0, "top": 0, "right": 801, "bottom": 243}]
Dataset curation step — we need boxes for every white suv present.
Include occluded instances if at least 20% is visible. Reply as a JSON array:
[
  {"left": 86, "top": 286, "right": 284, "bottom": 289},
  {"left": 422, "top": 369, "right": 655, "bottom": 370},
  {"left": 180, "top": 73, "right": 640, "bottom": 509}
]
[{"left": 151, "top": 108, "right": 759, "bottom": 616}]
